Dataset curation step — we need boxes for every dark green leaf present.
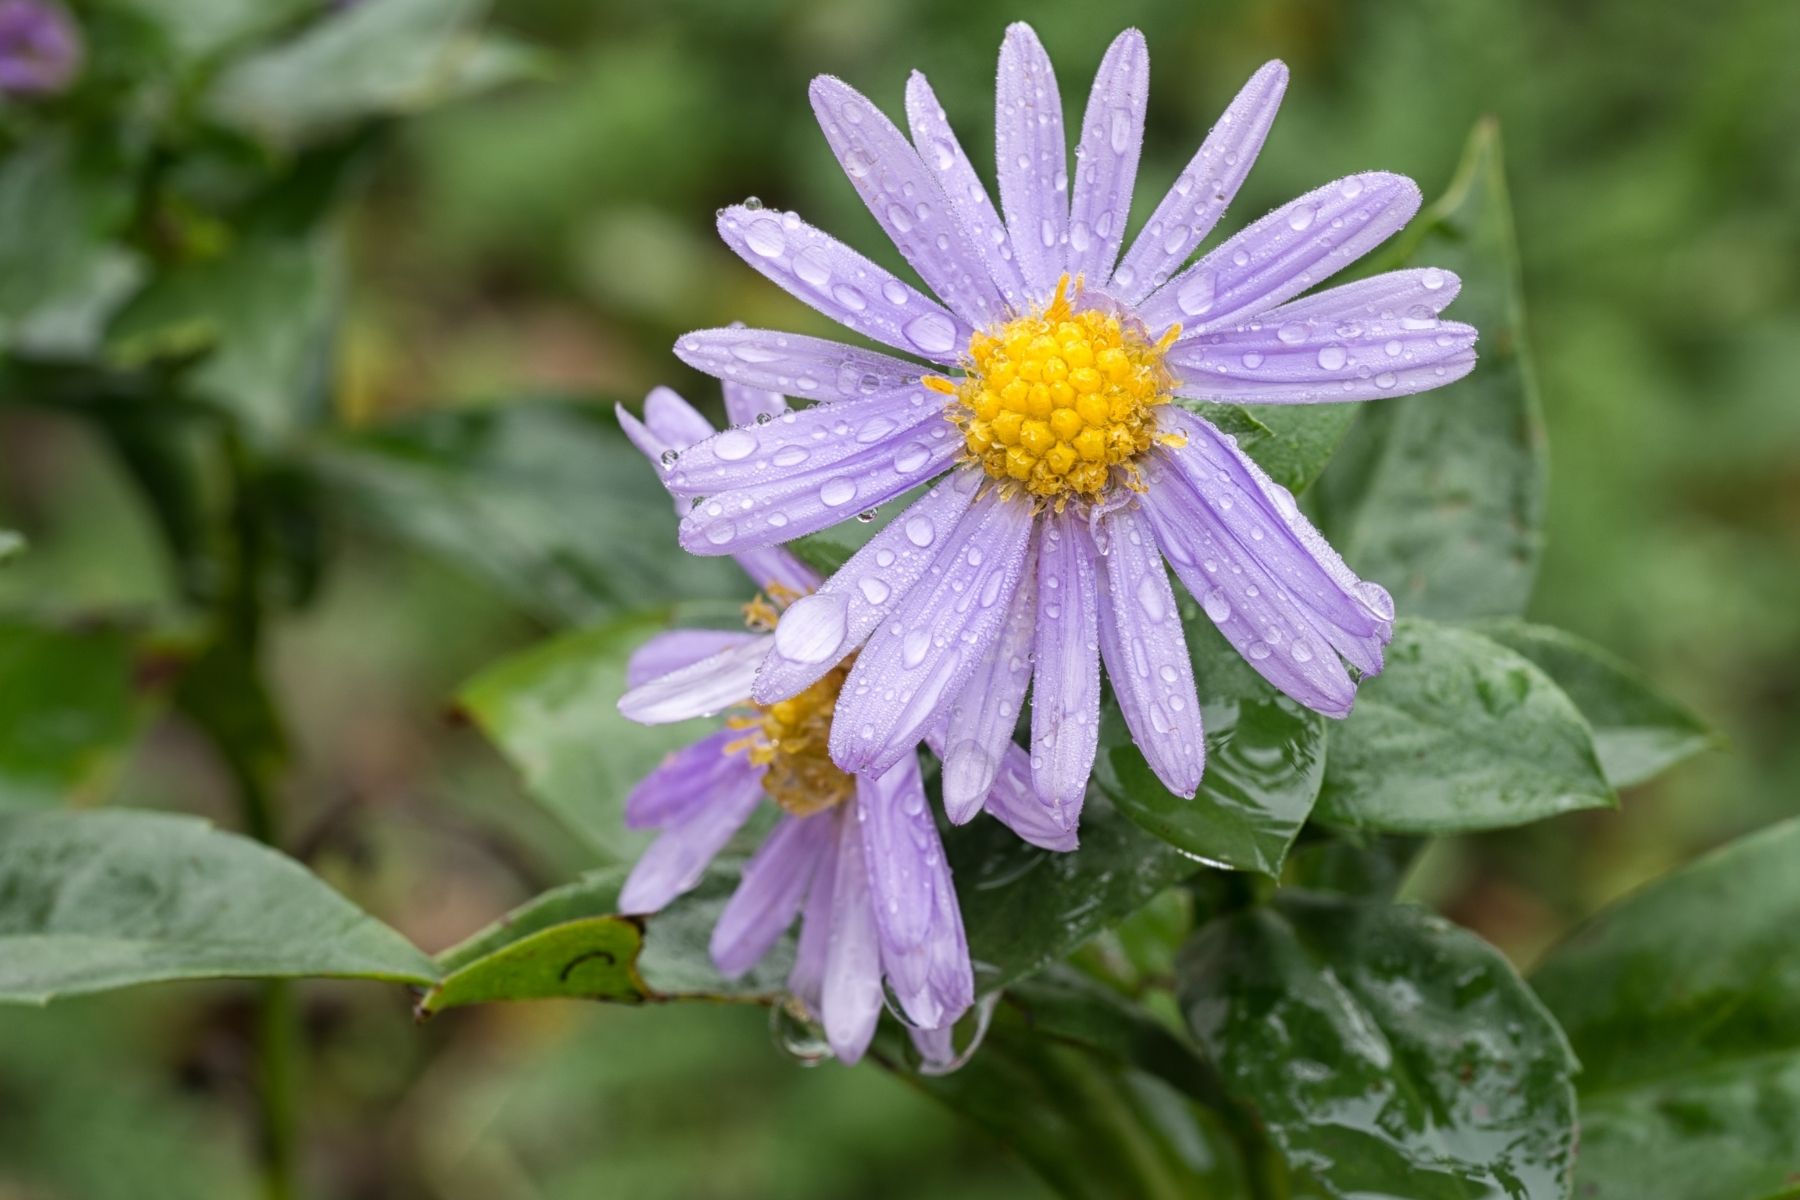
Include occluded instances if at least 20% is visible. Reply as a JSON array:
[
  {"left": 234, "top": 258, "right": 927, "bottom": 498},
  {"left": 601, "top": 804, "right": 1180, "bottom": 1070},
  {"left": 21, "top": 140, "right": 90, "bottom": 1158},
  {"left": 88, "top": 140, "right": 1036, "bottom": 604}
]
[
  {"left": 1317, "top": 619, "right": 1613, "bottom": 833},
  {"left": 0, "top": 618, "right": 151, "bottom": 809},
  {"left": 1314, "top": 118, "right": 1547, "bottom": 620},
  {"left": 1531, "top": 818, "right": 1800, "bottom": 1200},
  {"left": 1179, "top": 893, "right": 1578, "bottom": 1199},
  {"left": 1280, "top": 834, "right": 1423, "bottom": 900},
  {"left": 304, "top": 399, "right": 743, "bottom": 626},
  {"left": 1098, "top": 610, "right": 1327, "bottom": 874},
  {"left": 109, "top": 0, "right": 315, "bottom": 65},
  {"left": 0, "top": 810, "right": 437, "bottom": 1003},
  {"left": 1467, "top": 619, "right": 1715, "bottom": 789}
]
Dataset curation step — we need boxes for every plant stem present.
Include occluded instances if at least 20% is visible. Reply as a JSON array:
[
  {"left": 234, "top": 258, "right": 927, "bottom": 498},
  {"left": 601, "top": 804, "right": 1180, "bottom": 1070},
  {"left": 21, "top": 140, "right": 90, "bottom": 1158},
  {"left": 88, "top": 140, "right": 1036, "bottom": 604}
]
[{"left": 256, "top": 980, "right": 300, "bottom": 1200}]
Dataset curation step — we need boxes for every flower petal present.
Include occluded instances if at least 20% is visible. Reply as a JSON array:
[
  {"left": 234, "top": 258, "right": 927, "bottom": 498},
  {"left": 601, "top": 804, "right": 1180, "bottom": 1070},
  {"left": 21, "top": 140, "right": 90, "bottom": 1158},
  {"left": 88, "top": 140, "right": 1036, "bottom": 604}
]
[
  {"left": 710, "top": 812, "right": 832, "bottom": 979},
  {"left": 617, "top": 636, "right": 771, "bottom": 724},
  {"left": 1094, "top": 504, "right": 1205, "bottom": 797},
  {"left": 675, "top": 327, "right": 924, "bottom": 405},
  {"left": 1167, "top": 313, "right": 1478, "bottom": 404},
  {"left": 820, "top": 804, "right": 884, "bottom": 1064},
  {"left": 810, "top": 75, "right": 1007, "bottom": 328},
  {"left": 732, "top": 546, "right": 821, "bottom": 598},
  {"left": 616, "top": 386, "right": 714, "bottom": 468},
  {"left": 627, "top": 629, "right": 761, "bottom": 689},
  {"left": 717, "top": 205, "right": 973, "bottom": 364},
  {"left": 905, "top": 71, "right": 1029, "bottom": 312},
  {"left": 830, "top": 490, "right": 1037, "bottom": 777},
  {"left": 995, "top": 23, "right": 1069, "bottom": 302},
  {"left": 722, "top": 381, "right": 787, "bottom": 427},
  {"left": 1112, "top": 61, "right": 1288, "bottom": 304},
  {"left": 984, "top": 742, "right": 1081, "bottom": 851},
  {"left": 618, "top": 764, "right": 763, "bottom": 913},
  {"left": 754, "top": 468, "right": 983, "bottom": 703},
  {"left": 787, "top": 806, "right": 842, "bottom": 1011},
  {"left": 1144, "top": 172, "right": 1422, "bottom": 337},
  {"left": 1067, "top": 29, "right": 1148, "bottom": 286},
  {"left": 622, "top": 727, "right": 748, "bottom": 830},
  {"left": 1265, "top": 266, "right": 1463, "bottom": 323},
  {"left": 940, "top": 545, "right": 1038, "bottom": 824},
  {"left": 1030, "top": 507, "right": 1102, "bottom": 824}
]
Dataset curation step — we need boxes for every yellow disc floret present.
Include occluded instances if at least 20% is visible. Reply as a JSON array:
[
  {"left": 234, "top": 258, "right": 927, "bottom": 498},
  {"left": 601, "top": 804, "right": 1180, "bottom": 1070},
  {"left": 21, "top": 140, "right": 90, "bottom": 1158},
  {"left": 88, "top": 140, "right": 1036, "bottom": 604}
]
[
  {"left": 929, "top": 275, "right": 1182, "bottom": 503},
  {"left": 731, "top": 661, "right": 854, "bottom": 817}
]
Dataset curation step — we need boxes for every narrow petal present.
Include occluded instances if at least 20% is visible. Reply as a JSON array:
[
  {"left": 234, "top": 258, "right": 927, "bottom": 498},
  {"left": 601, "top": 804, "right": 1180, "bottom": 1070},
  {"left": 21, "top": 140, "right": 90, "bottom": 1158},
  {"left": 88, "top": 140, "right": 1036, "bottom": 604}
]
[
  {"left": 660, "top": 385, "right": 941, "bottom": 498},
  {"left": 1030, "top": 507, "right": 1102, "bottom": 823},
  {"left": 820, "top": 805, "right": 884, "bottom": 1064},
  {"left": 731, "top": 546, "right": 821, "bottom": 598},
  {"left": 1167, "top": 313, "right": 1478, "bottom": 404},
  {"left": 717, "top": 205, "right": 974, "bottom": 364},
  {"left": 995, "top": 23, "right": 1069, "bottom": 301},
  {"left": 940, "top": 545, "right": 1038, "bottom": 824},
  {"left": 616, "top": 386, "right": 714, "bottom": 468},
  {"left": 618, "top": 765, "right": 763, "bottom": 913},
  {"left": 830, "top": 490, "right": 1037, "bottom": 776},
  {"left": 1113, "top": 61, "right": 1288, "bottom": 304},
  {"left": 983, "top": 742, "right": 1080, "bottom": 851},
  {"left": 675, "top": 327, "right": 924, "bottom": 405},
  {"left": 711, "top": 812, "right": 832, "bottom": 978},
  {"left": 811, "top": 75, "right": 1007, "bottom": 327},
  {"left": 1143, "top": 172, "right": 1423, "bottom": 337},
  {"left": 627, "top": 629, "right": 760, "bottom": 688},
  {"left": 787, "top": 806, "right": 843, "bottom": 1011},
  {"left": 905, "top": 71, "right": 1028, "bottom": 311},
  {"left": 722, "top": 380, "right": 787, "bottom": 427},
  {"left": 1067, "top": 29, "right": 1148, "bottom": 286},
  {"left": 622, "top": 727, "right": 747, "bottom": 830},
  {"left": 754, "top": 468, "right": 982, "bottom": 703},
  {"left": 617, "top": 636, "right": 771, "bottom": 724},
  {"left": 1094, "top": 504, "right": 1205, "bottom": 797},
  {"left": 678, "top": 423, "right": 958, "bottom": 556},
  {"left": 1264, "top": 266, "right": 1463, "bottom": 323}
]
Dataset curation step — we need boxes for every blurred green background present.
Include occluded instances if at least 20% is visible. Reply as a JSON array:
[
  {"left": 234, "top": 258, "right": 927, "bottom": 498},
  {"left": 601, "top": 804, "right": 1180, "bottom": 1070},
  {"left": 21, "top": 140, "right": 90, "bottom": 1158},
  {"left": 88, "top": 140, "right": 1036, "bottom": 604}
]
[{"left": 2, "top": 0, "right": 1795, "bottom": 1196}]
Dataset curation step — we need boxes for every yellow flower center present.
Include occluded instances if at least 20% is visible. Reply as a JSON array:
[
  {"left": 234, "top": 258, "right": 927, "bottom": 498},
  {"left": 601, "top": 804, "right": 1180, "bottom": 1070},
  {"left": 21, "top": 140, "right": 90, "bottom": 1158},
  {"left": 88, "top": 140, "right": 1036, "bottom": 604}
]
[
  {"left": 728, "top": 586, "right": 854, "bottom": 817},
  {"left": 928, "top": 275, "right": 1182, "bottom": 502}
]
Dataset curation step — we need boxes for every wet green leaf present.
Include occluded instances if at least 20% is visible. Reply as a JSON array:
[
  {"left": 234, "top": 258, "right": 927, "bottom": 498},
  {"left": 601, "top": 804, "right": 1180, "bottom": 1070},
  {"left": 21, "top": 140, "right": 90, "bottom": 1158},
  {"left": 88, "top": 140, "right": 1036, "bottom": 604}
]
[
  {"left": 0, "top": 810, "right": 437, "bottom": 1004},
  {"left": 306, "top": 400, "right": 742, "bottom": 626},
  {"left": 1314, "top": 118, "right": 1547, "bottom": 620},
  {"left": 1098, "top": 611, "right": 1327, "bottom": 874},
  {"left": 1317, "top": 619, "right": 1613, "bottom": 833},
  {"left": 0, "top": 618, "right": 150, "bottom": 810},
  {"left": 1179, "top": 893, "right": 1577, "bottom": 1199},
  {"left": 1467, "top": 619, "right": 1715, "bottom": 789},
  {"left": 1531, "top": 818, "right": 1800, "bottom": 1200}
]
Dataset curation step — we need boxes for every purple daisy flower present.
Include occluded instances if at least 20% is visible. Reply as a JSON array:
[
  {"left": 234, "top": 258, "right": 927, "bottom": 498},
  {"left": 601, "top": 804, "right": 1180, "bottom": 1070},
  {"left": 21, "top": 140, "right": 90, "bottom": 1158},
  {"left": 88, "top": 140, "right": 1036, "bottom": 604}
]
[
  {"left": 665, "top": 25, "right": 1475, "bottom": 833},
  {"left": 612, "top": 381, "right": 1066, "bottom": 1064},
  {"left": 0, "top": 0, "right": 80, "bottom": 97}
]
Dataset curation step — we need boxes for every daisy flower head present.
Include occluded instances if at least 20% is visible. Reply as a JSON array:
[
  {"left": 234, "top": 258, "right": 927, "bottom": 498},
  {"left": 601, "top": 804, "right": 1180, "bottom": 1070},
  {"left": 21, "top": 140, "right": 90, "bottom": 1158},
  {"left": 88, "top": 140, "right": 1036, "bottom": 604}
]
[
  {"left": 613, "top": 381, "right": 1065, "bottom": 1064},
  {"left": 665, "top": 25, "right": 1476, "bottom": 834}
]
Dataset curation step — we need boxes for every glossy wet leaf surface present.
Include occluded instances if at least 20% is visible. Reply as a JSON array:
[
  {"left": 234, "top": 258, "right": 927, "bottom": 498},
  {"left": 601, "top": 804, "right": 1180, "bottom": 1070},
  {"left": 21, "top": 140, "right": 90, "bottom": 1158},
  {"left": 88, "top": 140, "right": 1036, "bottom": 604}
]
[
  {"left": 1317, "top": 619, "right": 1613, "bottom": 833},
  {"left": 0, "top": 619, "right": 149, "bottom": 809},
  {"left": 1178, "top": 892, "right": 1577, "bottom": 1199},
  {"left": 1314, "top": 119, "right": 1547, "bottom": 620},
  {"left": 1098, "top": 610, "right": 1327, "bottom": 874},
  {"left": 0, "top": 811, "right": 437, "bottom": 1003},
  {"left": 1531, "top": 818, "right": 1800, "bottom": 1200}
]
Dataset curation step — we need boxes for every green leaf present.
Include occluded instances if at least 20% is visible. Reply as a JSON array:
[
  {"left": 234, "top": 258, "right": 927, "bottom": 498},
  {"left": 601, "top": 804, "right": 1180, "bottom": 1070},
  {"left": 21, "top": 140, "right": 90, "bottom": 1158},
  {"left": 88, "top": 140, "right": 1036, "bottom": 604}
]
[
  {"left": 422, "top": 865, "right": 786, "bottom": 1014},
  {"left": 109, "top": 0, "right": 315, "bottom": 65},
  {"left": 207, "top": 0, "right": 542, "bottom": 147},
  {"left": 0, "top": 618, "right": 151, "bottom": 810},
  {"left": 0, "top": 810, "right": 437, "bottom": 1004},
  {"left": 1466, "top": 619, "right": 1715, "bottom": 789},
  {"left": 1178, "top": 893, "right": 1578, "bottom": 1199},
  {"left": 1317, "top": 619, "right": 1613, "bottom": 833},
  {"left": 1097, "top": 611, "right": 1327, "bottom": 874},
  {"left": 305, "top": 399, "right": 743, "bottom": 626},
  {"left": 1531, "top": 818, "right": 1800, "bottom": 1200},
  {"left": 1197, "top": 402, "right": 1361, "bottom": 496},
  {"left": 1314, "top": 118, "right": 1547, "bottom": 620},
  {"left": 456, "top": 610, "right": 715, "bottom": 859}
]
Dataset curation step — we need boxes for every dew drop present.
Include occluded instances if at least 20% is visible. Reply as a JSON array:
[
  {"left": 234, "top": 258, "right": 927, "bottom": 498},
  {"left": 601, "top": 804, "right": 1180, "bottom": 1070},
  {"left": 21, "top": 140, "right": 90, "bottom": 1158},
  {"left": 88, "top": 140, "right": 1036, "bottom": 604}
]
[
  {"left": 1202, "top": 590, "right": 1232, "bottom": 622},
  {"left": 713, "top": 429, "right": 756, "bottom": 461},
  {"left": 820, "top": 477, "right": 858, "bottom": 507},
  {"left": 745, "top": 219, "right": 785, "bottom": 258},
  {"left": 904, "top": 312, "right": 958, "bottom": 356},
  {"left": 1317, "top": 345, "right": 1348, "bottom": 371},
  {"left": 905, "top": 516, "right": 936, "bottom": 547}
]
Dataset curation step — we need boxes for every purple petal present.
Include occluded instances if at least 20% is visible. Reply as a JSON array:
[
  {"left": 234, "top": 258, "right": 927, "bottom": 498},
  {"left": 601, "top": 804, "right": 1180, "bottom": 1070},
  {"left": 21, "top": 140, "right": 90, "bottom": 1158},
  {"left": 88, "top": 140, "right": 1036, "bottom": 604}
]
[
  {"left": 616, "top": 386, "right": 714, "bottom": 466},
  {"left": 905, "top": 71, "right": 1029, "bottom": 312},
  {"left": 723, "top": 381, "right": 788, "bottom": 427},
  {"left": 1167, "top": 313, "right": 1478, "bottom": 404},
  {"left": 829, "top": 490, "right": 1037, "bottom": 776},
  {"left": 995, "top": 23, "right": 1069, "bottom": 302},
  {"left": 717, "top": 205, "right": 973, "bottom": 364},
  {"left": 678, "top": 421, "right": 958, "bottom": 556},
  {"left": 983, "top": 742, "right": 1081, "bottom": 851},
  {"left": 731, "top": 546, "right": 821, "bottom": 599},
  {"left": 675, "top": 327, "right": 924, "bottom": 405},
  {"left": 710, "top": 812, "right": 832, "bottom": 978},
  {"left": 754, "top": 469, "right": 983, "bottom": 703},
  {"left": 940, "top": 545, "right": 1038, "bottom": 824},
  {"left": 1067, "top": 29, "right": 1148, "bottom": 286},
  {"left": 820, "top": 805, "right": 884, "bottom": 1064},
  {"left": 1094, "top": 504, "right": 1205, "bottom": 797},
  {"left": 1030, "top": 507, "right": 1102, "bottom": 824},
  {"left": 787, "top": 806, "right": 843, "bottom": 1011},
  {"left": 623, "top": 727, "right": 749, "bottom": 830},
  {"left": 618, "top": 765, "right": 763, "bottom": 913},
  {"left": 810, "top": 75, "right": 1007, "bottom": 328},
  {"left": 1112, "top": 61, "right": 1287, "bottom": 304},
  {"left": 1143, "top": 173, "right": 1423, "bottom": 337},
  {"left": 627, "top": 629, "right": 761, "bottom": 688},
  {"left": 617, "top": 636, "right": 770, "bottom": 724},
  {"left": 1265, "top": 267, "right": 1464, "bottom": 323},
  {"left": 661, "top": 385, "right": 942, "bottom": 498}
]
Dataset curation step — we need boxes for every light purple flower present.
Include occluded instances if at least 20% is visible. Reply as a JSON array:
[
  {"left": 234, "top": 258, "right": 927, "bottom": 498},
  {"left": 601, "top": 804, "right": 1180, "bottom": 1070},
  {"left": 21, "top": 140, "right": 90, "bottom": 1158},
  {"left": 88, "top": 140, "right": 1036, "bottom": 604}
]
[
  {"left": 0, "top": 0, "right": 79, "bottom": 97},
  {"left": 665, "top": 25, "right": 1474, "bottom": 833}
]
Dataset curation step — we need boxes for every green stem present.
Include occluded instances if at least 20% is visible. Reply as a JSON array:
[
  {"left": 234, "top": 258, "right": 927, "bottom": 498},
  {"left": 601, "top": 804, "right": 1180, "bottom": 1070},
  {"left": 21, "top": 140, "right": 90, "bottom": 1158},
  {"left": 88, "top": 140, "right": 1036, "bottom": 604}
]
[{"left": 256, "top": 980, "right": 300, "bottom": 1200}]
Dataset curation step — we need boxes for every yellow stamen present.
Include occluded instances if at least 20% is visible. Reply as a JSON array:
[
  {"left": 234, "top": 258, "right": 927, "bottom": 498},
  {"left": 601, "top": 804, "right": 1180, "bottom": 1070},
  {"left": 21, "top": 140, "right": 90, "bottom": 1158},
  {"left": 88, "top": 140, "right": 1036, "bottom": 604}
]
[{"left": 739, "top": 659, "right": 855, "bottom": 816}]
